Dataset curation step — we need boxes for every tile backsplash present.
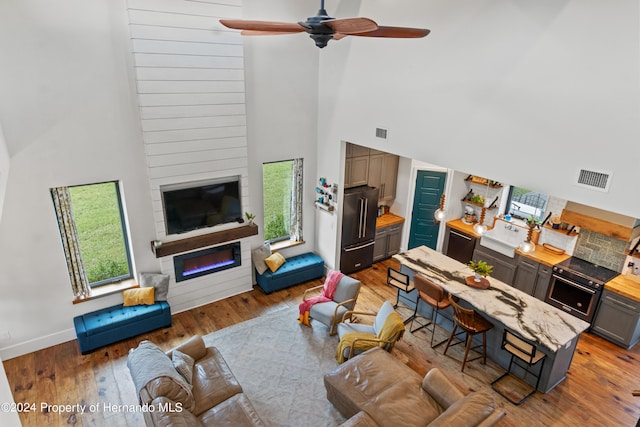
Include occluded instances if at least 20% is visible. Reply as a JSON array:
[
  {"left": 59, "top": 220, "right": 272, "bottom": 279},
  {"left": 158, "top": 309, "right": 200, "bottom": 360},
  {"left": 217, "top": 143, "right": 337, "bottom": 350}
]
[{"left": 573, "top": 229, "right": 628, "bottom": 272}]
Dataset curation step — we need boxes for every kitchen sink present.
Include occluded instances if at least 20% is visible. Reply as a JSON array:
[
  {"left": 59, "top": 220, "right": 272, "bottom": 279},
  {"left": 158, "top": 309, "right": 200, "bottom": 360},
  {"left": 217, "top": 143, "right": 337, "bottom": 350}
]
[{"left": 479, "top": 220, "right": 527, "bottom": 258}]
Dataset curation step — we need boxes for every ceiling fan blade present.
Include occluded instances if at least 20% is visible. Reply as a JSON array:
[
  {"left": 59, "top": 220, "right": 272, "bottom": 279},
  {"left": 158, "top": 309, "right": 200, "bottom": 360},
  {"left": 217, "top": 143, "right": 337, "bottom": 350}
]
[
  {"left": 241, "top": 30, "right": 302, "bottom": 36},
  {"left": 349, "top": 26, "right": 430, "bottom": 38},
  {"left": 220, "top": 19, "right": 305, "bottom": 34},
  {"left": 323, "top": 17, "right": 378, "bottom": 34}
]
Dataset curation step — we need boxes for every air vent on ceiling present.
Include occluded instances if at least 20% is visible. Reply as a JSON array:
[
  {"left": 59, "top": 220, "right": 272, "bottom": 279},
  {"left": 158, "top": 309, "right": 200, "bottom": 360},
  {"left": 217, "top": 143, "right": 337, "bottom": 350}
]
[
  {"left": 575, "top": 168, "right": 612, "bottom": 192},
  {"left": 375, "top": 127, "right": 388, "bottom": 140}
]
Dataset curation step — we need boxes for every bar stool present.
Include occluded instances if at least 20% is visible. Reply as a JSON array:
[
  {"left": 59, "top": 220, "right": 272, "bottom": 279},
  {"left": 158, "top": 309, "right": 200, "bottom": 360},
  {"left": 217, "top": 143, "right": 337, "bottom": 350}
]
[
  {"left": 444, "top": 294, "right": 494, "bottom": 372},
  {"left": 409, "top": 274, "right": 452, "bottom": 348},
  {"left": 491, "top": 330, "right": 546, "bottom": 405},
  {"left": 386, "top": 267, "right": 415, "bottom": 324}
]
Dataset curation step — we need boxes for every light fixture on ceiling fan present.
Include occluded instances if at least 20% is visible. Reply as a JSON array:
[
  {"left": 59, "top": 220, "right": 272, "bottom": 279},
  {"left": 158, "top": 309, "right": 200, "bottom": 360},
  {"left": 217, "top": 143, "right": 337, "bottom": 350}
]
[{"left": 219, "top": 0, "right": 430, "bottom": 48}]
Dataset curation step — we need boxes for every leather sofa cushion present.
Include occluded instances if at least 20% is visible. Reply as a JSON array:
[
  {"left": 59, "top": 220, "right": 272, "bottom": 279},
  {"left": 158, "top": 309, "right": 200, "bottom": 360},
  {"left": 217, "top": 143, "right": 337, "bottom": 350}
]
[
  {"left": 359, "top": 382, "right": 443, "bottom": 427},
  {"left": 199, "top": 393, "right": 266, "bottom": 427},
  {"left": 167, "top": 335, "right": 208, "bottom": 361},
  {"left": 340, "top": 411, "right": 379, "bottom": 427},
  {"left": 146, "top": 396, "right": 203, "bottom": 427},
  {"left": 427, "top": 392, "right": 496, "bottom": 427},
  {"left": 191, "top": 347, "right": 243, "bottom": 417},
  {"left": 127, "top": 340, "right": 196, "bottom": 413}
]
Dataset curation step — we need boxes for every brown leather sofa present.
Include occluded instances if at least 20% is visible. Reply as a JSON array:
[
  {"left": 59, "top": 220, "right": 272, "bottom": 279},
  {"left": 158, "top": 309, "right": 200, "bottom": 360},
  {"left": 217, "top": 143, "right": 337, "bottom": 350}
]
[
  {"left": 127, "top": 335, "right": 264, "bottom": 426},
  {"left": 324, "top": 347, "right": 505, "bottom": 427}
]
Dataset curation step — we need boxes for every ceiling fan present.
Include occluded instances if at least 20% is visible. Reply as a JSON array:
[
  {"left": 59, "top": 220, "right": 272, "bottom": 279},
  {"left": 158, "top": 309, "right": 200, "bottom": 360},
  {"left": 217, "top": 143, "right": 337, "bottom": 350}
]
[{"left": 219, "top": 0, "right": 430, "bottom": 48}]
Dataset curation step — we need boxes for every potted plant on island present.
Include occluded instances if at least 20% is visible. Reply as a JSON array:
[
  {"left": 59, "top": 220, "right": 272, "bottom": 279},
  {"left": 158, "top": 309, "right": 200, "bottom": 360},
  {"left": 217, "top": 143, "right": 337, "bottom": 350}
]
[
  {"left": 467, "top": 260, "right": 493, "bottom": 288},
  {"left": 245, "top": 212, "right": 256, "bottom": 226}
]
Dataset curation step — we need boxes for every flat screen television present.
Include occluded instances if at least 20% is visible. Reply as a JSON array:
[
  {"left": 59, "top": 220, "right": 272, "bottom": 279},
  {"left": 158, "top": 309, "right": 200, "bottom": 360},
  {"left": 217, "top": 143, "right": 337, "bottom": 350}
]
[{"left": 161, "top": 176, "right": 242, "bottom": 235}]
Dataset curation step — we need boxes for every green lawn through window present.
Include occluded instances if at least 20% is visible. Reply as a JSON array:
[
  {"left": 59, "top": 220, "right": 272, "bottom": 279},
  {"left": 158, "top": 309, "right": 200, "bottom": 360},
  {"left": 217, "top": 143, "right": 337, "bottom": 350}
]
[{"left": 69, "top": 182, "right": 130, "bottom": 285}]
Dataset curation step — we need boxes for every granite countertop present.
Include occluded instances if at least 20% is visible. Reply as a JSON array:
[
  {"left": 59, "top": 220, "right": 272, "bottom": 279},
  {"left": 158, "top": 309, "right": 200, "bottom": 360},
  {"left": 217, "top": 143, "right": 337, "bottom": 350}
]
[
  {"left": 394, "top": 246, "right": 590, "bottom": 353},
  {"left": 605, "top": 274, "right": 640, "bottom": 302},
  {"left": 376, "top": 213, "right": 405, "bottom": 229}
]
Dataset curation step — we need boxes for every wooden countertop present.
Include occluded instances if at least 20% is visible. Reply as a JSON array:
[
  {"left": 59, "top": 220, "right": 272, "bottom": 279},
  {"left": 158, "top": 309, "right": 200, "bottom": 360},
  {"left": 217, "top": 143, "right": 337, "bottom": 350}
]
[
  {"left": 516, "top": 245, "right": 571, "bottom": 267},
  {"left": 376, "top": 213, "right": 405, "bottom": 229},
  {"left": 445, "top": 218, "right": 482, "bottom": 238},
  {"left": 447, "top": 218, "right": 571, "bottom": 267},
  {"left": 605, "top": 274, "right": 640, "bottom": 302}
]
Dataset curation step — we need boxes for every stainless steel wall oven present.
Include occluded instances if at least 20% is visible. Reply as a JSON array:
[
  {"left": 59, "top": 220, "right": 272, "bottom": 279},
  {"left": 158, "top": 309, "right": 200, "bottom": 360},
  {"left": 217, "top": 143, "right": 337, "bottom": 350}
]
[{"left": 545, "top": 257, "right": 619, "bottom": 324}]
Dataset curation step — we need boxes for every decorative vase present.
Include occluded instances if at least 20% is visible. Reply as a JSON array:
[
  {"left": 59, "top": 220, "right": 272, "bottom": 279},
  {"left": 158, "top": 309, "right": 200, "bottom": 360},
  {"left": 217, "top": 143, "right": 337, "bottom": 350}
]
[{"left": 475, "top": 272, "right": 482, "bottom": 282}]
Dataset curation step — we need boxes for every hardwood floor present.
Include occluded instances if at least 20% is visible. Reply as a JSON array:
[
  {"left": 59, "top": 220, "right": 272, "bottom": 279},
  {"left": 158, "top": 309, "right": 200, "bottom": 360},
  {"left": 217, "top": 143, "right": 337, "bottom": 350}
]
[{"left": 4, "top": 258, "right": 640, "bottom": 426}]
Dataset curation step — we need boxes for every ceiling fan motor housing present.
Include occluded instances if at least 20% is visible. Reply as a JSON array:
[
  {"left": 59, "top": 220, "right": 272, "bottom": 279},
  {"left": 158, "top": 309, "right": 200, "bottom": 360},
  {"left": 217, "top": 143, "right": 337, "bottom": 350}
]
[{"left": 300, "top": 8, "right": 336, "bottom": 48}]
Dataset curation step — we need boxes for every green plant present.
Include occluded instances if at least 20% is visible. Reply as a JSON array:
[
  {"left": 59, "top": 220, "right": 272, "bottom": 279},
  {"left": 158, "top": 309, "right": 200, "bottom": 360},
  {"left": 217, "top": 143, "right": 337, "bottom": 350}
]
[
  {"left": 245, "top": 212, "right": 256, "bottom": 221},
  {"left": 526, "top": 216, "right": 541, "bottom": 228},
  {"left": 470, "top": 194, "right": 485, "bottom": 205},
  {"left": 467, "top": 260, "right": 493, "bottom": 277}
]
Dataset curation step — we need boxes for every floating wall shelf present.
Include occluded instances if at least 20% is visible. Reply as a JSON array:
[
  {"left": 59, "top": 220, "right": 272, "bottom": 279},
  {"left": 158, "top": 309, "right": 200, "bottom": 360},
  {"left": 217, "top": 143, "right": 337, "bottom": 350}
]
[{"left": 151, "top": 224, "right": 258, "bottom": 258}]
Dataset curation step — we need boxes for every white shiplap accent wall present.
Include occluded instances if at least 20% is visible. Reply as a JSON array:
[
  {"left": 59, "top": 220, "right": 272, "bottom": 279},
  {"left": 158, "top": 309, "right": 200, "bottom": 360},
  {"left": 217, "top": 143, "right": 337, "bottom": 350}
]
[{"left": 126, "top": 0, "right": 253, "bottom": 313}]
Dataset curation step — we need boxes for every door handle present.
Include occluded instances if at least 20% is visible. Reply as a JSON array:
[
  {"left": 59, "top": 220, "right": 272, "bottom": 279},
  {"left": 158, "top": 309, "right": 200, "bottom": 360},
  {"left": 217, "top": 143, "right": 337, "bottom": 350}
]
[{"left": 450, "top": 230, "right": 472, "bottom": 241}]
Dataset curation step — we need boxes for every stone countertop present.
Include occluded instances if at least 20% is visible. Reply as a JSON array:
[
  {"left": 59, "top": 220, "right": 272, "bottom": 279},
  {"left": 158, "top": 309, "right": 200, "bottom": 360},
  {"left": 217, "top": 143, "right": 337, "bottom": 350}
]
[
  {"left": 393, "top": 246, "right": 590, "bottom": 353},
  {"left": 605, "top": 274, "right": 640, "bottom": 302},
  {"left": 376, "top": 213, "right": 404, "bottom": 229}
]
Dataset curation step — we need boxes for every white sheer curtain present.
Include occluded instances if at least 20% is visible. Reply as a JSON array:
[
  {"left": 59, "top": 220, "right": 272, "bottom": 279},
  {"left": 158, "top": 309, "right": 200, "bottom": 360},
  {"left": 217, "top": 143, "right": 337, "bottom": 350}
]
[{"left": 50, "top": 187, "right": 90, "bottom": 298}]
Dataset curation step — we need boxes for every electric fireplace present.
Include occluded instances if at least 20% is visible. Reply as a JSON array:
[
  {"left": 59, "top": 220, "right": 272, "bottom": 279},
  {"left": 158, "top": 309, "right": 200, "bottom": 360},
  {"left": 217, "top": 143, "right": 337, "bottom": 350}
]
[{"left": 174, "top": 242, "right": 241, "bottom": 282}]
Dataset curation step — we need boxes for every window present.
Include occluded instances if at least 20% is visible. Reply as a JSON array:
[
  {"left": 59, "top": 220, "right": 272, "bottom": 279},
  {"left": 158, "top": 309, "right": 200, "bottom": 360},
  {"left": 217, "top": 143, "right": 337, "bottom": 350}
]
[
  {"left": 51, "top": 181, "right": 133, "bottom": 297},
  {"left": 262, "top": 159, "right": 303, "bottom": 243},
  {"left": 505, "top": 186, "right": 549, "bottom": 222}
]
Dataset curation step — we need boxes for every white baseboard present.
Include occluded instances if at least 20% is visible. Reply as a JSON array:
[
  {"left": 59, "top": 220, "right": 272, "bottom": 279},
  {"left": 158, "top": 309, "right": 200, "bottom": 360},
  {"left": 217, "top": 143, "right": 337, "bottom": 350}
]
[{"left": 0, "top": 328, "right": 77, "bottom": 360}]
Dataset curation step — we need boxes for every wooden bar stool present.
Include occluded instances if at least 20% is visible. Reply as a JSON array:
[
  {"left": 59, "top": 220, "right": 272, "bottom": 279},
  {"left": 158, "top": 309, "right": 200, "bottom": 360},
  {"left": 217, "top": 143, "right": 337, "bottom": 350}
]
[
  {"left": 443, "top": 294, "right": 494, "bottom": 372},
  {"left": 491, "top": 330, "right": 546, "bottom": 405},
  {"left": 386, "top": 267, "right": 415, "bottom": 324},
  {"left": 409, "top": 274, "right": 452, "bottom": 348}
]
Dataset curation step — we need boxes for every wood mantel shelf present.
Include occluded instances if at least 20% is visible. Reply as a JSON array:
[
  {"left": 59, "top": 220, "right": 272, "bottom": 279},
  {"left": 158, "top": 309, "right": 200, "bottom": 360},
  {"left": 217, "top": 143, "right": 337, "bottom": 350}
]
[{"left": 151, "top": 224, "right": 259, "bottom": 258}]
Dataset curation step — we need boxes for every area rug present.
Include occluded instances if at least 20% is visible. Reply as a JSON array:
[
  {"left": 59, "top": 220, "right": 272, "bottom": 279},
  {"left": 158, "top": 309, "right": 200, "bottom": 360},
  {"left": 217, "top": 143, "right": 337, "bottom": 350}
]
[{"left": 203, "top": 307, "right": 346, "bottom": 427}]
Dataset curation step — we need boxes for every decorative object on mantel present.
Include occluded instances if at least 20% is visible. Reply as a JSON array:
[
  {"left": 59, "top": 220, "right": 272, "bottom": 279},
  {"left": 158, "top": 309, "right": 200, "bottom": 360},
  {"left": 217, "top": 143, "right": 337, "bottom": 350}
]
[
  {"left": 434, "top": 194, "right": 446, "bottom": 222},
  {"left": 245, "top": 212, "right": 256, "bottom": 226},
  {"left": 315, "top": 178, "right": 337, "bottom": 213},
  {"left": 151, "top": 224, "right": 258, "bottom": 258},
  {"left": 466, "top": 260, "right": 493, "bottom": 289}
]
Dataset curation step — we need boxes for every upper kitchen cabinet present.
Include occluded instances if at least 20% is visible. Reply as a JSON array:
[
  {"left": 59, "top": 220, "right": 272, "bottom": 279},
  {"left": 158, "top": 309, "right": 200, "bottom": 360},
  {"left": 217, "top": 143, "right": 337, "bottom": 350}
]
[
  {"left": 344, "top": 144, "right": 399, "bottom": 202},
  {"left": 344, "top": 155, "right": 369, "bottom": 188},
  {"left": 368, "top": 152, "right": 399, "bottom": 202}
]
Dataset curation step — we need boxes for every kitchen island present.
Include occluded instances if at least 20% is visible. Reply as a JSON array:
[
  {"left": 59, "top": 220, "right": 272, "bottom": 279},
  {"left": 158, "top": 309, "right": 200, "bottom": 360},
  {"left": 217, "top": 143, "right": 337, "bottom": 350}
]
[{"left": 394, "top": 245, "right": 590, "bottom": 393}]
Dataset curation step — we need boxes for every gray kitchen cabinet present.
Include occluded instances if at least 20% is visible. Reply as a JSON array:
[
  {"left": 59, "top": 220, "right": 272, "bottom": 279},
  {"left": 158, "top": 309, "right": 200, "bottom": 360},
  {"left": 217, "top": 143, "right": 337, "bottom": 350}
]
[
  {"left": 368, "top": 153, "right": 399, "bottom": 202},
  {"left": 473, "top": 246, "right": 517, "bottom": 285},
  {"left": 513, "top": 256, "right": 538, "bottom": 295},
  {"left": 444, "top": 227, "right": 477, "bottom": 265},
  {"left": 513, "top": 256, "right": 554, "bottom": 299},
  {"left": 344, "top": 156, "right": 369, "bottom": 188},
  {"left": 373, "top": 223, "right": 403, "bottom": 262},
  {"left": 533, "top": 264, "right": 552, "bottom": 301},
  {"left": 592, "top": 289, "right": 640, "bottom": 349}
]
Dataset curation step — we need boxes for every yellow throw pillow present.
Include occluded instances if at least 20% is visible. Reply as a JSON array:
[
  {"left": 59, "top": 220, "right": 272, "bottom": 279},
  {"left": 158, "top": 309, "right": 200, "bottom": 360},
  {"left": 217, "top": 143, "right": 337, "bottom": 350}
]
[
  {"left": 264, "top": 252, "right": 286, "bottom": 272},
  {"left": 123, "top": 287, "right": 155, "bottom": 306}
]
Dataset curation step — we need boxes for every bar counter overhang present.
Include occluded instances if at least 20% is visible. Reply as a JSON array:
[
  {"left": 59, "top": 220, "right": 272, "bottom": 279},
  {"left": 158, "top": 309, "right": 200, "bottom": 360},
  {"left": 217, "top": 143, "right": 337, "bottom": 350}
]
[{"left": 394, "top": 246, "right": 590, "bottom": 393}]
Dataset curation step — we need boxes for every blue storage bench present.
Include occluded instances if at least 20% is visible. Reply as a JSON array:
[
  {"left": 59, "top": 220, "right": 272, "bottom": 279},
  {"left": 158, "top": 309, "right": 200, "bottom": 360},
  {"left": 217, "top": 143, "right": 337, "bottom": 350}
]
[
  {"left": 73, "top": 301, "right": 172, "bottom": 354},
  {"left": 256, "top": 252, "right": 325, "bottom": 294}
]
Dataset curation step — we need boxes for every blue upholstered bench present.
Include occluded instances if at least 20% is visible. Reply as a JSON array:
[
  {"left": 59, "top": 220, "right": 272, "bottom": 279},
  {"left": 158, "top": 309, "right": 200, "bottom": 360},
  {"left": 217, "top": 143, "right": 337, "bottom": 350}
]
[
  {"left": 73, "top": 301, "right": 172, "bottom": 354},
  {"left": 256, "top": 252, "right": 325, "bottom": 294}
]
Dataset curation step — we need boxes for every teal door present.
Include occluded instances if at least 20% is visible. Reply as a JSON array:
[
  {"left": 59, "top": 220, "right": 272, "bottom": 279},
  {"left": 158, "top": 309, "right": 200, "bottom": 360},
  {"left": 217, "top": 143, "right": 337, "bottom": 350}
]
[{"left": 408, "top": 170, "right": 446, "bottom": 250}]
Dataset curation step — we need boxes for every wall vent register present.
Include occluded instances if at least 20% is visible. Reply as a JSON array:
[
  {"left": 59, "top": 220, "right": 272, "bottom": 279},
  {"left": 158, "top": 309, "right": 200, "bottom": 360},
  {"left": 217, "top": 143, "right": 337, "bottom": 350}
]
[{"left": 575, "top": 169, "right": 612, "bottom": 192}]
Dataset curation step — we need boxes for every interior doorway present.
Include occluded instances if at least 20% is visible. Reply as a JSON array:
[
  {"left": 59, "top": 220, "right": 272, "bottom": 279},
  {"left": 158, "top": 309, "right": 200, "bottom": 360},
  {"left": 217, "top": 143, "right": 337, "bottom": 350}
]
[{"left": 408, "top": 170, "right": 446, "bottom": 249}]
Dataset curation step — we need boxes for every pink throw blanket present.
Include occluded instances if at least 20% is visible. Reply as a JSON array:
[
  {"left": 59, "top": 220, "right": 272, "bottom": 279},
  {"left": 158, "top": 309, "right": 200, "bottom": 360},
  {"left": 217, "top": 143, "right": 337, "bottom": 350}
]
[{"left": 298, "top": 270, "right": 344, "bottom": 327}]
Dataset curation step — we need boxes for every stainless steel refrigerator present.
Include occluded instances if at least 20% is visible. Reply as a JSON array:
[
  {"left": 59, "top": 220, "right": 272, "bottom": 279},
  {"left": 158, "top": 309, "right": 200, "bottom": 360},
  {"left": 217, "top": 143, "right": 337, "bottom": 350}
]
[{"left": 340, "top": 186, "right": 379, "bottom": 274}]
